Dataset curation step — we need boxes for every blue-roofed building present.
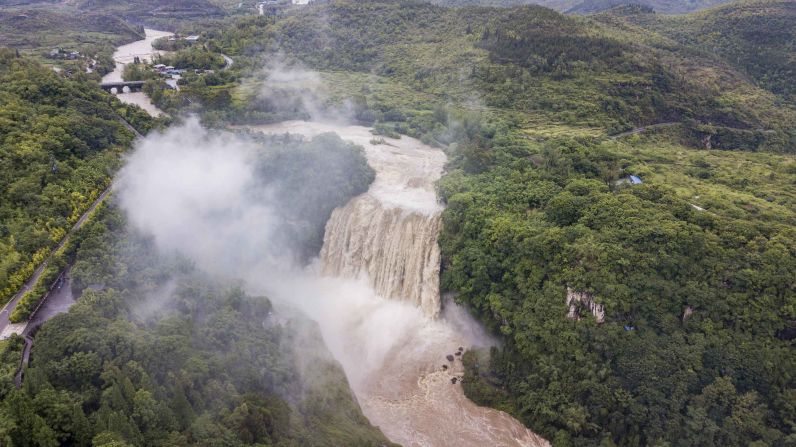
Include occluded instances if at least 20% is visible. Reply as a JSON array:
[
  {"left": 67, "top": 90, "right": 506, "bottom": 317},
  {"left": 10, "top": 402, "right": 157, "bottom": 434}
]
[{"left": 614, "top": 174, "right": 644, "bottom": 187}]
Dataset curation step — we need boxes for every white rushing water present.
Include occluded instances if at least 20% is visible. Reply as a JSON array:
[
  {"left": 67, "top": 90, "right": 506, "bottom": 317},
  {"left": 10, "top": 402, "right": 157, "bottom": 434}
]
[
  {"left": 102, "top": 29, "right": 172, "bottom": 117},
  {"left": 246, "top": 121, "right": 549, "bottom": 447}
]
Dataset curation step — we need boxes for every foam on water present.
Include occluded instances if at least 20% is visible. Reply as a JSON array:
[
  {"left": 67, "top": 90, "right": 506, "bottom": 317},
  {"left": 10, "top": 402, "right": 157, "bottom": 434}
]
[{"left": 247, "top": 121, "right": 549, "bottom": 447}]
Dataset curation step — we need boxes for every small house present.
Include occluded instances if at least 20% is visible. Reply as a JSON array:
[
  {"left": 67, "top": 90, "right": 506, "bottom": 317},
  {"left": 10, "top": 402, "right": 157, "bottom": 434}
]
[
  {"left": 185, "top": 35, "right": 201, "bottom": 43},
  {"left": 614, "top": 174, "right": 643, "bottom": 187}
]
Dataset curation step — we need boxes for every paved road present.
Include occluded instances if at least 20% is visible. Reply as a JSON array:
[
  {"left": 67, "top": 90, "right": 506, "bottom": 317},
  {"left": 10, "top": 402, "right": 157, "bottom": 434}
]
[
  {"left": 13, "top": 335, "right": 32, "bottom": 388},
  {"left": 13, "top": 268, "right": 76, "bottom": 388},
  {"left": 0, "top": 110, "right": 139, "bottom": 339},
  {"left": 0, "top": 186, "right": 112, "bottom": 339},
  {"left": 25, "top": 267, "right": 74, "bottom": 335}
]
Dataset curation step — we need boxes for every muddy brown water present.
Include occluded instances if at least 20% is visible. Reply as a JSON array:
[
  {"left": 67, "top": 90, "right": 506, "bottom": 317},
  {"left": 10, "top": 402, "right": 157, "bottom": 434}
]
[{"left": 245, "top": 121, "right": 549, "bottom": 447}]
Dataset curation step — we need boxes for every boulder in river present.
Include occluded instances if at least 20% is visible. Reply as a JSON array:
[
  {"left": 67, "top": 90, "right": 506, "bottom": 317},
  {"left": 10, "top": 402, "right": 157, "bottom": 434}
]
[{"left": 446, "top": 354, "right": 454, "bottom": 362}]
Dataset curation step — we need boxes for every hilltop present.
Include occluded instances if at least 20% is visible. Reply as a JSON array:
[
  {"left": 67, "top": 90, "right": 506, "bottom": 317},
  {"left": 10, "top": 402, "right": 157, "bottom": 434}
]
[
  {"left": 598, "top": 0, "right": 796, "bottom": 102},
  {"left": 429, "top": 0, "right": 734, "bottom": 14},
  {"left": 190, "top": 0, "right": 795, "bottom": 151}
]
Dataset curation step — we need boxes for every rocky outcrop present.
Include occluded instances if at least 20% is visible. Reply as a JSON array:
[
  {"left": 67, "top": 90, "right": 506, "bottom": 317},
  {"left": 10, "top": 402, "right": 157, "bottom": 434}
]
[{"left": 566, "top": 287, "right": 605, "bottom": 323}]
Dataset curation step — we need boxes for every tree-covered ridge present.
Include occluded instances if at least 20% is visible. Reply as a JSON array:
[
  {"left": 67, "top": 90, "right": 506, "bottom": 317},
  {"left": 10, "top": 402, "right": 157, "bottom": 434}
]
[
  {"left": 0, "top": 205, "right": 391, "bottom": 447},
  {"left": 184, "top": 0, "right": 795, "bottom": 151},
  {"left": 0, "top": 7, "right": 144, "bottom": 76},
  {"left": 429, "top": 0, "right": 733, "bottom": 14},
  {"left": 439, "top": 124, "right": 795, "bottom": 445},
  {"left": 0, "top": 50, "right": 153, "bottom": 304},
  {"left": 600, "top": 0, "right": 796, "bottom": 103},
  {"left": 77, "top": 0, "right": 227, "bottom": 21},
  {"left": 0, "top": 121, "right": 383, "bottom": 445}
]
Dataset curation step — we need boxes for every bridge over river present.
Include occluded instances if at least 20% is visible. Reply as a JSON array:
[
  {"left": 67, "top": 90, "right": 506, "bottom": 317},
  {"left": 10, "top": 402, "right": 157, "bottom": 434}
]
[{"left": 100, "top": 80, "right": 146, "bottom": 94}]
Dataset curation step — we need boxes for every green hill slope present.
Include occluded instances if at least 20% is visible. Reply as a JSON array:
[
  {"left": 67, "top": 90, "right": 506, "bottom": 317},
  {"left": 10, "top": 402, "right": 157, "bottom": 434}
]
[
  {"left": 430, "top": 0, "right": 734, "bottom": 14},
  {"left": 0, "top": 50, "right": 153, "bottom": 306},
  {"left": 201, "top": 0, "right": 794, "bottom": 151},
  {"left": 600, "top": 0, "right": 796, "bottom": 102}
]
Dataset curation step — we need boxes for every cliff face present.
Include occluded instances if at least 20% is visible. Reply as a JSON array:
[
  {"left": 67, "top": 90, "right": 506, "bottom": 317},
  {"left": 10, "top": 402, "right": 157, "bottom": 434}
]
[{"left": 566, "top": 287, "right": 605, "bottom": 323}]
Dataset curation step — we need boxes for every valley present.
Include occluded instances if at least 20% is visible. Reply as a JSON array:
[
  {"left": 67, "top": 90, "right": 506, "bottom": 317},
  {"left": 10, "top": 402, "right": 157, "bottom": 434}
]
[{"left": 0, "top": 0, "right": 793, "bottom": 446}]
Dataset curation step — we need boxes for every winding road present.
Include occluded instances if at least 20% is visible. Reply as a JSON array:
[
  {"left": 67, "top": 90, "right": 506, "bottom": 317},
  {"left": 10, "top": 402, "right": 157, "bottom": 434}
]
[
  {"left": 0, "top": 186, "right": 113, "bottom": 339},
  {"left": 0, "top": 118, "right": 140, "bottom": 340},
  {"left": 6, "top": 116, "right": 142, "bottom": 388}
]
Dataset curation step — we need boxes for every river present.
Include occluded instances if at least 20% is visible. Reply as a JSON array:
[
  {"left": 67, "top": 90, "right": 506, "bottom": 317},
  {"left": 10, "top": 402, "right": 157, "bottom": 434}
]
[
  {"left": 102, "top": 29, "right": 172, "bottom": 117},
  {"left": 245, "top": 121, "right": 549, "bottom": 447}
]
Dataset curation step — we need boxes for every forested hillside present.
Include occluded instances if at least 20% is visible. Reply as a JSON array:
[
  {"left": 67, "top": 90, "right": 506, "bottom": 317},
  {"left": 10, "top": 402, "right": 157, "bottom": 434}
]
[
  {"left": 76, "top": 0, "right": 226, "bottom": 24},
  {"left": 0, "top": 206, "right": 390, "bottom": 446},
  {"left": 185, "top": 1, "right": 795, "bottom": 151},
  {"left": 600, "top": 0, "right": 796, "bottom": 102},
  {"left": 0, "top": 50, "right": 152, "bottom": 306},
  {"left": 0, "top": 127, "right": 384, "bottom": 445},
  {"left": 429, "top": 0, "right": 733, "bottom": 14},
  {"left": 440, "top": 126, "right": 795, "bottom": 446}
]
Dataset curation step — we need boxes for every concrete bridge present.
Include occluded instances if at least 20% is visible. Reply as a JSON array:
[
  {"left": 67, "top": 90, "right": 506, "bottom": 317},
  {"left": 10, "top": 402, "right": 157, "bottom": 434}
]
[{"left": 100, "top": 80, "right": 146, "bottom": 94}]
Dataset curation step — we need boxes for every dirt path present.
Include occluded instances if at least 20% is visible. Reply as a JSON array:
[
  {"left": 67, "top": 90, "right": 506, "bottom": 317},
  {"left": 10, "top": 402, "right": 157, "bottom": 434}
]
[{"left": 610, "top": 122, "right": 679, "bottom": 139}]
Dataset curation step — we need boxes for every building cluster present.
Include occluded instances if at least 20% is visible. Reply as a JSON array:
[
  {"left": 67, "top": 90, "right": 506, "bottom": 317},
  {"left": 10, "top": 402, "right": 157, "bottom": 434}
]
[
  {"left": 48, "top": 48, "right": 81, "bottom": 60},
  {"left": 153, "top": 64, "right": 215, "bottom": 77},
  {"left": 167, "top": 35, "right": 201, "bottom": 43},
  {"left": 153, "top": 64, "right": 186, "bottom": 76}
]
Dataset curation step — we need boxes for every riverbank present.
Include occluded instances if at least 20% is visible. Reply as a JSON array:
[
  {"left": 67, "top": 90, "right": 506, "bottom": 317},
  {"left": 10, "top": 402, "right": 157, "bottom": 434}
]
[{"left": 102, "top": 28, "right": 172, "bottom": 117}]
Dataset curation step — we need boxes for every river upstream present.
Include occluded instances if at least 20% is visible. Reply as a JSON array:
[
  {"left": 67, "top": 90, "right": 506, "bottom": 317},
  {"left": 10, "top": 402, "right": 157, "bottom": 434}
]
[
  {"left": 102, "top": 29, "right": 172, "bottom": 116},
  {"left": 246, "top": 121, "right": 549, "bottom": 447}
]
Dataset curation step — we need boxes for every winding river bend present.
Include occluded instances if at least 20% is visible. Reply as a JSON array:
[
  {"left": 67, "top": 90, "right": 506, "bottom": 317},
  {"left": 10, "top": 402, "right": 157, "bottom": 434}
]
[
  {"left": 246, "top": 121, "right": 548, "bottom": 447},
  {"left": 102, "top": 29, "right": 172, "bottom": 116}
]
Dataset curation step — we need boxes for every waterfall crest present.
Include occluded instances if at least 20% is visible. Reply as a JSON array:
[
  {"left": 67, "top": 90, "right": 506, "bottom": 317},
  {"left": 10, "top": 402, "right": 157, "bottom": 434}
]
[{"left": 320, "top": 195, "right": 442, "bottom": 318}]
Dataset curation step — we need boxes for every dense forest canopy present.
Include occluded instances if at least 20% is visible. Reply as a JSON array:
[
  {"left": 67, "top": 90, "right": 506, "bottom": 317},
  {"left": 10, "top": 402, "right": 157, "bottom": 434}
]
[
  {"left": 177, "top": 0, "right": 796, "bottom": 151},
  {"left": 441, "top": 127, "right": 795, "bottom": 446},
  {"left": 0, "top": 50, "right": 153, "bottom": 305},
  {"left": 428, "top": 0, "right": 734, "bottom": 14},
  {"left": 0, "top": 108, "right": 382, "bottom": 445},
  {"left": 598, "top": 0, "right": 796, "bottom": 103},
  {"left": 0, "top": 205, "right": 390, "bottom": 447}
]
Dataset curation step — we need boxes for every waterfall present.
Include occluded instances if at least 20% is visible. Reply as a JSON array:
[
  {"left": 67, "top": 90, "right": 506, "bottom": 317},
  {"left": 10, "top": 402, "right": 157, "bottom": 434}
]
[
  {"left": 320, "top": 195, "right": 442, "bottom": 318},
  {"left": 242, "top": 121, "right": 549, "bottom": 447},
  {"left": 243, "top": 121, "right": 448, "bottom": 319}
]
